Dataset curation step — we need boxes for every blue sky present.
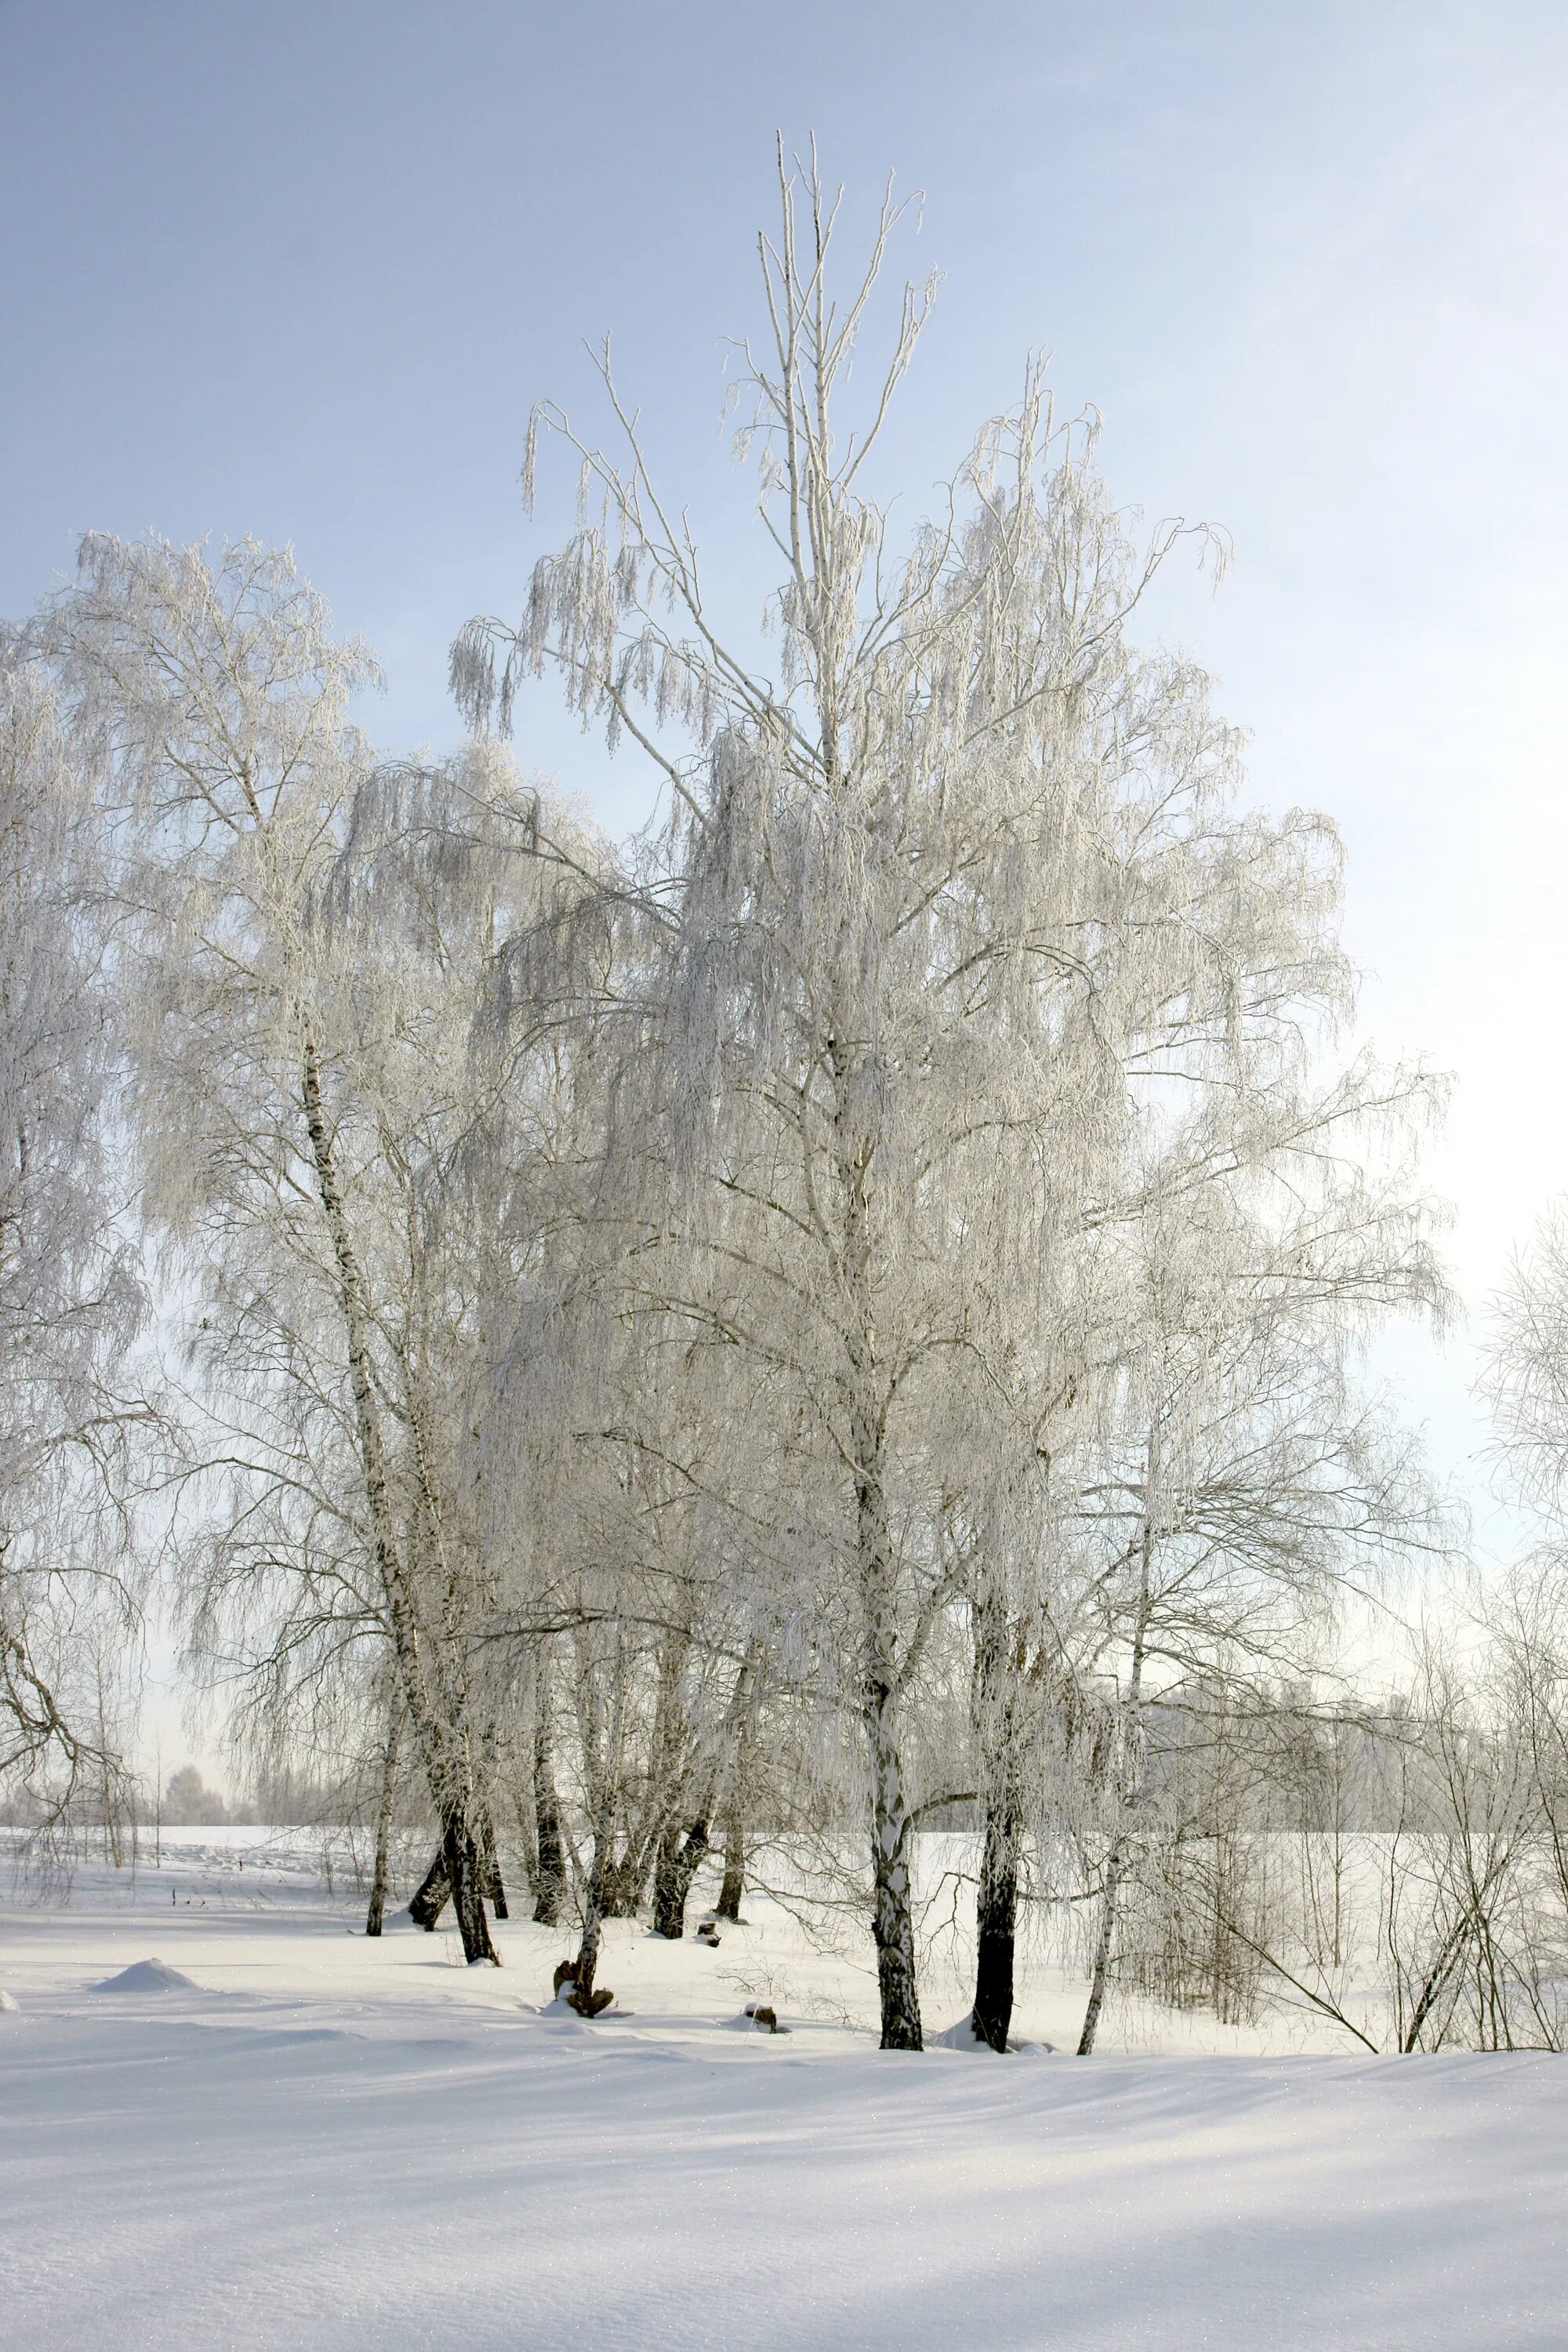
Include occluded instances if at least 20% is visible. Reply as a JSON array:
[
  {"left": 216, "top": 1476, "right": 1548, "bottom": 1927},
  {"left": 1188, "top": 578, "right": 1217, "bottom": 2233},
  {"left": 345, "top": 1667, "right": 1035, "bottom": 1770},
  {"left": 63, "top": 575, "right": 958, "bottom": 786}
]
[{"left": 5, "top": 0, "right": 1566, "bottom": 1557}]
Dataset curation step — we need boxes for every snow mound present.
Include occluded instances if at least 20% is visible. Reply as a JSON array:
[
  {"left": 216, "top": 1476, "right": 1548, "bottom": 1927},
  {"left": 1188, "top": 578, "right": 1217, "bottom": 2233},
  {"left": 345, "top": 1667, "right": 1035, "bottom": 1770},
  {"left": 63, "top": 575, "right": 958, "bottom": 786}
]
[
  {"left": 934, "top": 2012, "right": 1053, "bottom": 2054},
  {"left": 0, "top": 1989, "right": 18, "bottom": 2013},
  {"left": 91, "top": 1958, "right": 197, "bottom": 1994}
]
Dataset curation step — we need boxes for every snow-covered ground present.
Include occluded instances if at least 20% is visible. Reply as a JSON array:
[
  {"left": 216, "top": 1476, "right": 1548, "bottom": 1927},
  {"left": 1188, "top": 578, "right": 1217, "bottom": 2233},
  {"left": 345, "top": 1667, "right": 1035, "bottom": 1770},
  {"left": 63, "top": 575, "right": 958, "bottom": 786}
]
[{"left": 3, "top": 1831, "right": 1566, "bottom": 2349}]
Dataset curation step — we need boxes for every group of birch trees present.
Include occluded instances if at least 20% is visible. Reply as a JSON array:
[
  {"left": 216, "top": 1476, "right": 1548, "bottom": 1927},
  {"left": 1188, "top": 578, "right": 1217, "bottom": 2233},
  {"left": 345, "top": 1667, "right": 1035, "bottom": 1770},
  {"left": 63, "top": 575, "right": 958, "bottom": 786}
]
[{"left": 7, "top": 155, "right": 1523, "bottom": 2049}]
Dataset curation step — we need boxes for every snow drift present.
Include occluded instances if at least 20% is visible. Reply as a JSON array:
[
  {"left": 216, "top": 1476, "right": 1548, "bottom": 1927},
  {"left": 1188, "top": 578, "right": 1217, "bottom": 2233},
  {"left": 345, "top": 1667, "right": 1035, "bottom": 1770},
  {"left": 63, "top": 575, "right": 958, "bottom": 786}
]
[{"left": 91, "top": 1958, "right": 197, "bottom": 1993}]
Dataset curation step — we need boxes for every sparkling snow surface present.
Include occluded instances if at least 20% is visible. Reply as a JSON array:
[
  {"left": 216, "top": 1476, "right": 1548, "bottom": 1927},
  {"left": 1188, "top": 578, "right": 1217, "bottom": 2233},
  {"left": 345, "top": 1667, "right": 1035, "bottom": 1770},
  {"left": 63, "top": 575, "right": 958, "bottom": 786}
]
[{"left": 2, "top": 1832, "right": 1565, "bottom": 2350}]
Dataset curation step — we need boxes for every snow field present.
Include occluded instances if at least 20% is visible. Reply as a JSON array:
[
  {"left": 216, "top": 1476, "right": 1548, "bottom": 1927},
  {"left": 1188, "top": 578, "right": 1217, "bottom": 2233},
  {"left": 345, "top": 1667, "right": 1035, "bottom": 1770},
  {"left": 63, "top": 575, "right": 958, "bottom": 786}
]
[{"left": 2, "top": 1833, "right": 1566, "bottom": 2350}]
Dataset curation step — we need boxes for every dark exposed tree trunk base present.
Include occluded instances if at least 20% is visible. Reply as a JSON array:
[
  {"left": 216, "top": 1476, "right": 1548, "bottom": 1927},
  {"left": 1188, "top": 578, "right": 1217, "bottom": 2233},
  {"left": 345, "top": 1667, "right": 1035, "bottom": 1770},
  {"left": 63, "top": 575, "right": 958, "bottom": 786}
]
[
  {"left": 444, "top": 1809, "right": 500, "bottom": 1965},
  {"left": 650, "top": 1818, "right": 710, "bottom": 1939},
  {"left": 715, "top": 1830, "right": 745, "bottom": 1922},
  {"left": 970, "top": 1577, "right": 1022, "bottom": 2053},
  {"left": 406, "top": 1813, "right": 501, "bottom": 1963},
  {"left": 408, "top": 1846, "right": 449, "bottom": 1930},
  {"left": 971, "top": 1898, "right": 1016, "bottom": 2053},
  {"left": 971, "top": 1799, "right": 1020, "bottom": 2052}
]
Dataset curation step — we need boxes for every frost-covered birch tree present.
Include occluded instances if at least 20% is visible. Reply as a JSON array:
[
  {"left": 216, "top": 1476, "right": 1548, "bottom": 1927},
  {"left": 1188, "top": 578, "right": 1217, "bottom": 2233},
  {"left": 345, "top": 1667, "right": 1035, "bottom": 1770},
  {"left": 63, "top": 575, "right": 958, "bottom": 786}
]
[
  {"left": 36, "top": 538, "right": 615, "bottom": 1957},
  {"left": 456, "top": 160, "right": 1129, "bottom": 2044},
  {"left": 1, "top": 143, "right": 1463, "bottom": 2060},
  {"left": 0, "top": 644, "right": 147, "bottom": 1833},
  {"left": 451, "top": 147, "right": 1447, "bottom": 2045}
]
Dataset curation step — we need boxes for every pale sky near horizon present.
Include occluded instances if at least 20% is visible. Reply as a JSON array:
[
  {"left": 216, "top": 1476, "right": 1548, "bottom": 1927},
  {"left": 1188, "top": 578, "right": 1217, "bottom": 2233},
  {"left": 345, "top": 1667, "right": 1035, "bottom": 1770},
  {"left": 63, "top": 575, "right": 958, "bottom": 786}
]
[{"left": 5, "top": 0, "right": 1566, "bottom": 1773}]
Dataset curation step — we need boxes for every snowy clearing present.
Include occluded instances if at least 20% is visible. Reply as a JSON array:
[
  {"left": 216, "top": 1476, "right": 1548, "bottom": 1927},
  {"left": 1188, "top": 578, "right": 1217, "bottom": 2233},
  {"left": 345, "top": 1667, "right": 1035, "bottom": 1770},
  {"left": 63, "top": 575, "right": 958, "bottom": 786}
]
[{"left": 2, "top": 1834, "right": 1566, "bottom": 2350}]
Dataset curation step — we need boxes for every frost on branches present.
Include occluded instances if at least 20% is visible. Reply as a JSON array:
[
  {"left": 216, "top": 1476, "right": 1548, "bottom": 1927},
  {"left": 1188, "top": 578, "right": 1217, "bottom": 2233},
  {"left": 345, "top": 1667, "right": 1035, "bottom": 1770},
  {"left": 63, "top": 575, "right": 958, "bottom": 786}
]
[{"left": 25, "top": 151, "right": 1568, "bottom": 2066}]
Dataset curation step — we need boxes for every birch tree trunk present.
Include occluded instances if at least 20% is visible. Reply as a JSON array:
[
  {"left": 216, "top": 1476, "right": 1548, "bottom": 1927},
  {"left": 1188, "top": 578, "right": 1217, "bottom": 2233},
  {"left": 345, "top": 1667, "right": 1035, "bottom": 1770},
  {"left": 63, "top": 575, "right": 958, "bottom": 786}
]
[
  {"left": 408, "top": 1846, "right": 449, "bottom": 1930},
  {"left": 1077, "top": 1515, "right": 1155, "bottom": 2055},
  {"left": 650, "top": 1817, "right": 710, "bottom": 1938},
  {"left": 866, "top": 1665, "right": 923, "bottom": 2049},
  {"left": 970, "top": 1578, "right": 1022, "bottom": 2051},
  {"left": 859, "top": 1446, "right": 923, "bottom": 2050},
  {"left": 532, "top": 1699, "right": 567, "bottom": 1927},
  {"left": 715, "top": 1640, "right": 761, "bottom": 1922},
  {"left": 480, "top": 1808, "right": 508, "bottom": 1920},
  {"left": 299, "top": 1029, "right": 496, "bottom": 1965},
  {"left": 365, "top": 1692, "right": 404, "bottom": 1937},
  {"left": 442, "top": 1802, "right": 498, "bottom": 1965},
  {"left": 837, "top": 1007, "right": 924, "bottom": 2050},
  {"left": 570, "top": 1780, "right": 616, "bottom": 2011},
  {"left": 716, "top": 1813, "right": 747, "bottom": 1922}
]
